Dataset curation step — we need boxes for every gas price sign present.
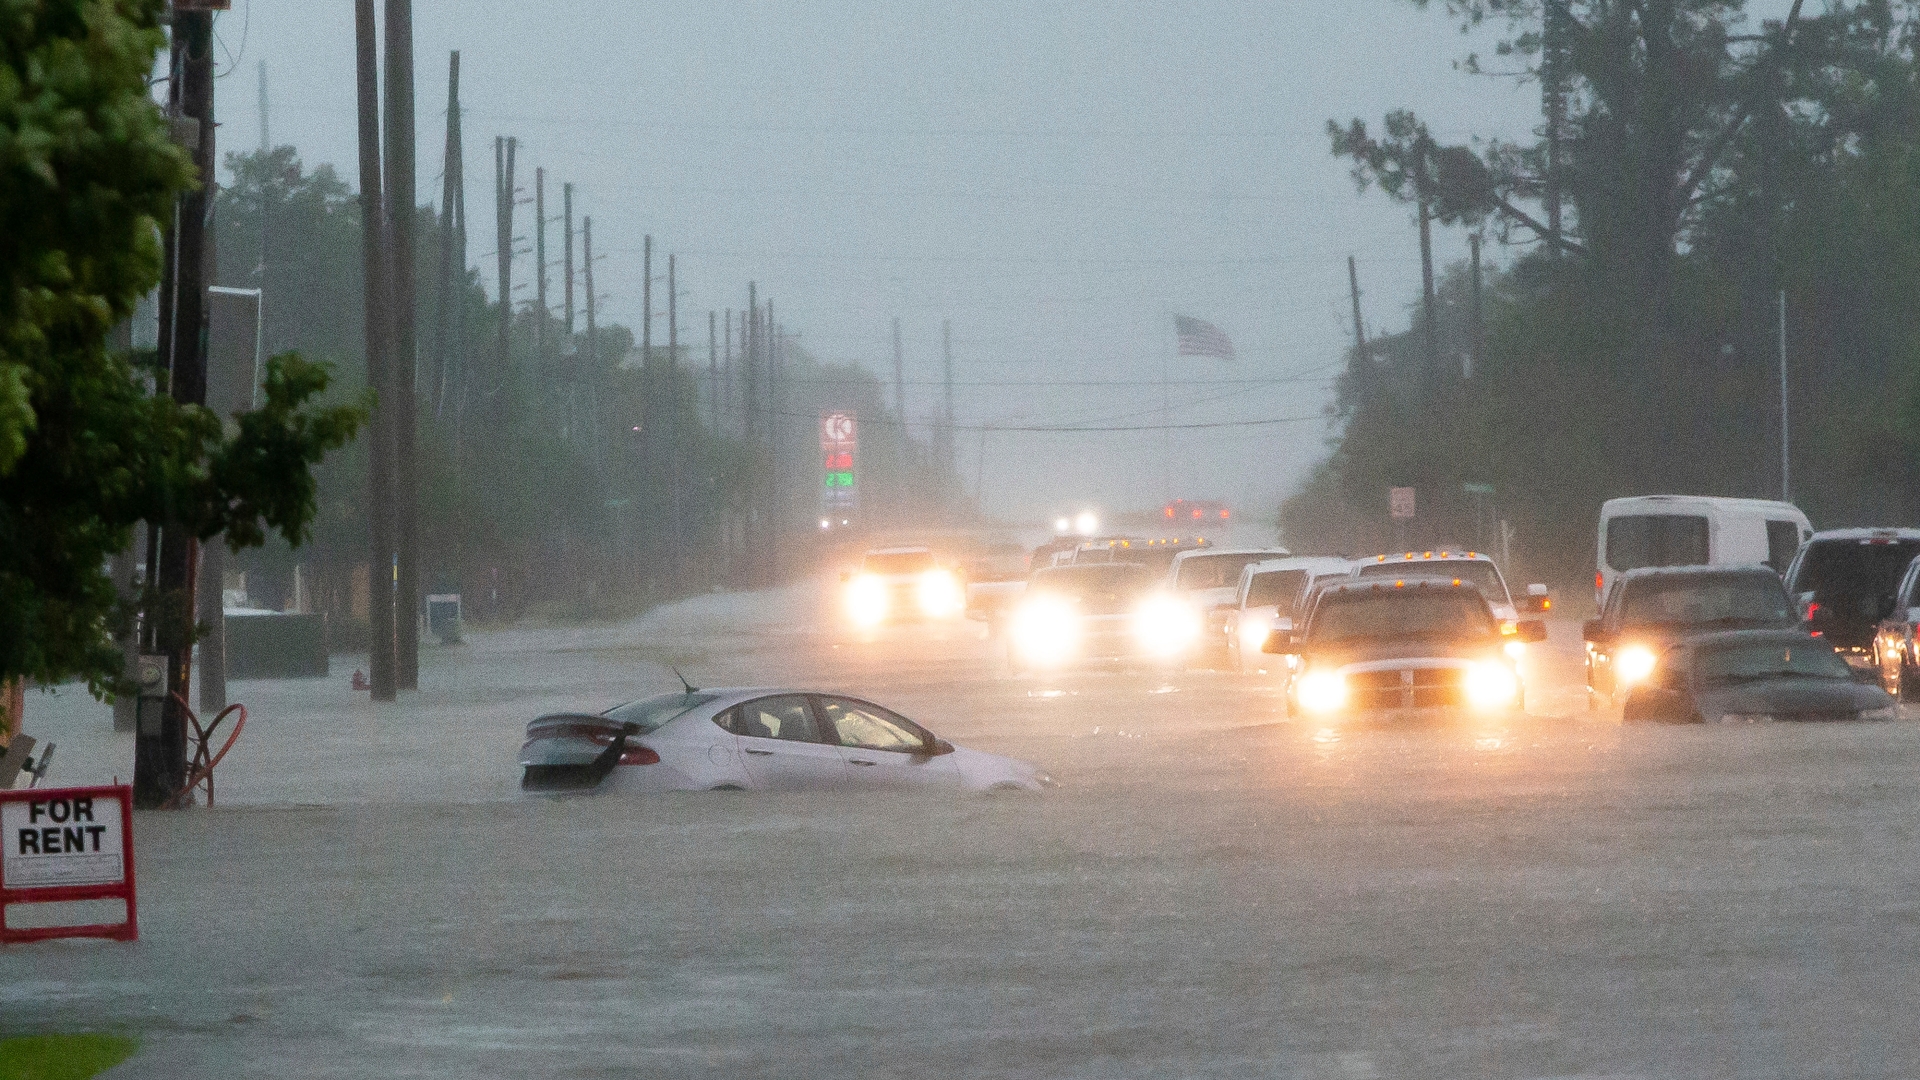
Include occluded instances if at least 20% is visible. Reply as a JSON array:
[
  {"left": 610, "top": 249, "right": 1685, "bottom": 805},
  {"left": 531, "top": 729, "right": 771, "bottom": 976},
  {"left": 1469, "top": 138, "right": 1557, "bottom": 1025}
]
[
  {"left": 821, "top": 412, "right": 858, "bottom": 519},
  {"left": 1, "top": 785, "right": 138, "bottom": 943}
]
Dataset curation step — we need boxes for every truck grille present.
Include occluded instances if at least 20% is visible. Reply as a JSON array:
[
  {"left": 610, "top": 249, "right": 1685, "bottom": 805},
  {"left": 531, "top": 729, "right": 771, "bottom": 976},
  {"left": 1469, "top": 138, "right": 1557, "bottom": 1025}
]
[{"left": 1348, "top": 667, "right": 1466, "bottom": 710}]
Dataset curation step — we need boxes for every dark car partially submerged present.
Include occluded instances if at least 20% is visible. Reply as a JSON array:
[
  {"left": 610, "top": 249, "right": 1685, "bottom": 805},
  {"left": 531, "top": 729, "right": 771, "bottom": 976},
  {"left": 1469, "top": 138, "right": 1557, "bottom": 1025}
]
[{"left": 1623, "top": 630, "right": 1899, "bottom": 724}]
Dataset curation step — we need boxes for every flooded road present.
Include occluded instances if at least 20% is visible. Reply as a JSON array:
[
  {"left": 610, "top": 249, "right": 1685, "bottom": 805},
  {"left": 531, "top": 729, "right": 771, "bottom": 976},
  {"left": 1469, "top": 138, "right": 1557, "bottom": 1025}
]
[{"left": 7, "top": 578, "right": 1920, "bottom": 1077}]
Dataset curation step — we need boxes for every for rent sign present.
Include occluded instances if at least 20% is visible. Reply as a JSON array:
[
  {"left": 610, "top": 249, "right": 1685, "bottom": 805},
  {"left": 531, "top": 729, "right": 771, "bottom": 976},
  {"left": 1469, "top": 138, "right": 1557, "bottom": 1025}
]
[{"left": 0, "top": 785, "right": 137, "bottom": 943}]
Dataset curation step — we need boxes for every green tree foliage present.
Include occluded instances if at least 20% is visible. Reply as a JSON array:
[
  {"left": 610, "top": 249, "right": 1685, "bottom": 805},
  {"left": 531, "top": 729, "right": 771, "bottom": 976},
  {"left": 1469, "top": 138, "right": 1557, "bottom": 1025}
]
[
  {"left": 1291, "top": 1, "right": 1920, "bottom": 588},
  {"left": 0, "top": 2, "right": 364, "bottom": 694}
]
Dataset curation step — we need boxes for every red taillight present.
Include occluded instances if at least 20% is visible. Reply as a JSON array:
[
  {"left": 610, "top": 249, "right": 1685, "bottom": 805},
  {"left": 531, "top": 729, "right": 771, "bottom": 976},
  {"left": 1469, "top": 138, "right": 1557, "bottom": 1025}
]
[
  {"left": 1807, "top": 602, "right": 1821, "bottom": 619},
  {"left": 1595, "top": 572, "right": 1603, "bottom": 593},
  {"left": 619, "top": 745, "right": 661, "bottom": 766}
]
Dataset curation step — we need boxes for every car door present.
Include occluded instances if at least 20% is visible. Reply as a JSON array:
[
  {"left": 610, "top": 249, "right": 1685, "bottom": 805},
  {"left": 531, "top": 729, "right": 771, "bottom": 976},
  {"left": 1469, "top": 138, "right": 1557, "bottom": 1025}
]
[
  {"left": 816, "top": 696, "right": 962, "bottom": 790},
  {"left": 725, "top": 695, "right": 845, "bottom": 790}
]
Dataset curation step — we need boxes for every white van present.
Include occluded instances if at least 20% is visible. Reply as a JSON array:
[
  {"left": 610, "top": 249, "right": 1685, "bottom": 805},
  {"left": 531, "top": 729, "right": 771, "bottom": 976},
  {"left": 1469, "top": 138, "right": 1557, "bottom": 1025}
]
[{"left": 1596, "top": 496, "right": 1812, "bottom": 605}]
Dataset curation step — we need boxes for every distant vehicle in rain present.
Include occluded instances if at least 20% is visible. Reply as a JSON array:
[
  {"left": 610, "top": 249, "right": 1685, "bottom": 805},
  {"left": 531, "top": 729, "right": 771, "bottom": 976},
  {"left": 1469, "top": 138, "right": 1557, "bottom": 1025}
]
[
  {"left": 1583, "top": 565, "right": 1801, "bottom": 707},
  {"left": 1226, "top": 556, "right": 1351, "bottom": 673},
  {"left": 1781, "top": 528, "right": 1920, "bottom": 676},
  {"left": 1622, "top": 630, "right": 1897, "bottom": 724},
  {"left": 520, "top": 689, "right": 1052, "bottom": 793},
  {"left": 1596, "top": 495, "right": 1811, "bottom": 606},
  {"left": 1271, "top": 579, "right": 1543, "bottom": 722},
  {"left": 1006, "top": 563, "right": 1199, "bottom": 673},
  {"left": 841, "top": 546, "right": 966, "bottom": 628},
  {"left": 1873, "top": 552, "right": 1920, "bottom": 700}
]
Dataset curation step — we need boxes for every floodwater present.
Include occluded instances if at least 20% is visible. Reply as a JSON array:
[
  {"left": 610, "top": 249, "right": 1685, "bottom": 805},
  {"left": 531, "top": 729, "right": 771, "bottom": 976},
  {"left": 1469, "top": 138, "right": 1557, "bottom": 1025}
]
[{"left": 7, "top": 579, "right": 1920, "bottom": 1077}]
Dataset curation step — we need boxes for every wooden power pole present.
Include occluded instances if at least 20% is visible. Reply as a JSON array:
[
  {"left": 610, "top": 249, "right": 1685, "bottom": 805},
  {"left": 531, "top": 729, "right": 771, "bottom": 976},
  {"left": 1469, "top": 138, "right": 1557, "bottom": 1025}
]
[
  {"left": 385, "top": 0, "right": 420, "bottom": 691},
  {"left": 494, "top": 135, "right": 516, "bottom": 411},
  {"left": 352, "top": 0, "right": 396, "bottom": 704},
  {"left": 563, "top": 182, "right": 575, "bottom": 336},
  {"left": 138, "top": 4, "right": 217, "bottom": 806}
]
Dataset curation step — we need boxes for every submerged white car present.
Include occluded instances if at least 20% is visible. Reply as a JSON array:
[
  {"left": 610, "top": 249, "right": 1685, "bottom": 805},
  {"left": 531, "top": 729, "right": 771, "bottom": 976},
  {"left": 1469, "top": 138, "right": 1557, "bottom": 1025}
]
[{"left": 521, "top": 688, "right": 1052, "bottom": 793}]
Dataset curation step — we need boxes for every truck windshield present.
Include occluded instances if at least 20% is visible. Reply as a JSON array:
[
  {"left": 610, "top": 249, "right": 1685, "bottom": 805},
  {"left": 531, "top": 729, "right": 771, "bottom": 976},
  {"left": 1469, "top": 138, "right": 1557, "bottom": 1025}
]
[
  {"left": 865, "top": 550, "right": 935, "bottom": 575},
  {"left": 1619, "top": 574, "right": 1791, "bottom": 629},
  {"left": 1355, "top": 561, "right": 1509, "bottom": 604},
  {"left": 1308, "top": 589, "right": 1496, "bottom": 645}
]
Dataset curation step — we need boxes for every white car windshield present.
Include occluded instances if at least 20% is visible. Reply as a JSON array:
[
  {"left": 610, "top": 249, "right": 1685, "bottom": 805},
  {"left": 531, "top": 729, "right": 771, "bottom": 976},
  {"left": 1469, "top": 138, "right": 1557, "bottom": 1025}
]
[
  {"left": 1694, "top": 640, "right": 1852, "bottom": 683},
  {"left": 1177, "top": 553, "right": 1278, "bottom": 591},
  {"left": 1308, "top": 589, "right": 1496, "bottom": 645}
]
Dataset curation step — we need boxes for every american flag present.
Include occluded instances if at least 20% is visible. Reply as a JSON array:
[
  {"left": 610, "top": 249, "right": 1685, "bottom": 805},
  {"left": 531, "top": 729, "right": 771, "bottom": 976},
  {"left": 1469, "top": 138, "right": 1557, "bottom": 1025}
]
[{"left": 1174, "top": 315, "right": 1235, "bottom": 360}]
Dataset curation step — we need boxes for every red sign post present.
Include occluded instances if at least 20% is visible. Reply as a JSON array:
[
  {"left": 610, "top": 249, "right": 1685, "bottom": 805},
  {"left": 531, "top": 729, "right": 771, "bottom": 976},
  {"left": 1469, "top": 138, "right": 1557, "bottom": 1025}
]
[{"left": 0, "top": 785, "right": 138, "bottom": 944}]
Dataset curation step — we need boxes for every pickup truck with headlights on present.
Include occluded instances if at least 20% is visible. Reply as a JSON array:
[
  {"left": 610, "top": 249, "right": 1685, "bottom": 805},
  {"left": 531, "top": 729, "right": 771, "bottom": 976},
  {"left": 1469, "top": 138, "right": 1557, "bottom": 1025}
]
[{"left": 1271, "top": 579, "right": 1544, "bottom": 722}]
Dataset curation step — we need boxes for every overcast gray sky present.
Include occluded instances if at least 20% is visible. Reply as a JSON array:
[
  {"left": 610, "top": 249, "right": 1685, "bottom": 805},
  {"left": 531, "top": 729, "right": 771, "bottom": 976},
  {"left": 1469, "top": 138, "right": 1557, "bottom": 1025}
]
[{"left": 213, "top": 1, "right": 1569, "bottom": 526}]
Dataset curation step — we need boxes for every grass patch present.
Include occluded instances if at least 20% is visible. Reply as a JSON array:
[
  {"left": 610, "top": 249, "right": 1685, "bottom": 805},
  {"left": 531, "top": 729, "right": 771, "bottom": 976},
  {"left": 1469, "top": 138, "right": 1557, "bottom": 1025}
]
[{"left": 0, "top": 1035, "right": 136, "bottom": 1080}]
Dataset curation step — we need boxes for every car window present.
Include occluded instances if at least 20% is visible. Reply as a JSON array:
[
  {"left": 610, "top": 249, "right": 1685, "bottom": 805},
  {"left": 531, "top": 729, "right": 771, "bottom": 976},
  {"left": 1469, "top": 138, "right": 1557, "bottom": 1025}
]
[
  {"left": 1307, "top": 588, "right": 1496, "bottom": 645},
  {"left": 865, "top": 550, "right": 935, "bottom": 575},
  {"left": 1694, "top": 639, "right": 1852, "bottom": 683},
  {"left": 1246, "top": 569, "right": 1308, "bottom": 608},
  {"left": 733, "top": 695, "right": 824, "bottom": 743},
  {"left": 1176, "top": 553, "right": 1276, "bottom": 591},
  {"left": 1788, "top": 538, "right": 1920, "bottom": 616},
  {"left": 1606, "top": 514, "right": 1709, "bottom": 571},
  {"left": 1618, "top": 574, "right": 1792, "bottom": 629},
  {"left": 1765, "top": 520, "right": 1803, "bottom": 574},
  {"left": 819, "top": 697, "right": 927, "bottom": 753},
  {"left": 603, "top": 692, "right": 719, "bottom": 733}
]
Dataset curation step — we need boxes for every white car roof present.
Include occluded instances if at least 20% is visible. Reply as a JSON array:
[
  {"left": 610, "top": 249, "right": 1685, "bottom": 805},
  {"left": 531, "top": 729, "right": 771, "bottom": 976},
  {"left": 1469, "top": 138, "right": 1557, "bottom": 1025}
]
[
  {"left": 1601, "top": 494, "right": 1806, "bottom": 516},
  {"left": 1803, "top": 528, "right": 1920, "bottom": 541}
]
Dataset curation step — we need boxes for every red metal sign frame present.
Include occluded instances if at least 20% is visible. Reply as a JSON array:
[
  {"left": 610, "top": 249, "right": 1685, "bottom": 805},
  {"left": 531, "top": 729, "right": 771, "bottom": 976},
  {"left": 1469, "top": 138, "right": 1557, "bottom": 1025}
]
[{"left": 0, "top": 784, "right": 138, "bottom": 944}]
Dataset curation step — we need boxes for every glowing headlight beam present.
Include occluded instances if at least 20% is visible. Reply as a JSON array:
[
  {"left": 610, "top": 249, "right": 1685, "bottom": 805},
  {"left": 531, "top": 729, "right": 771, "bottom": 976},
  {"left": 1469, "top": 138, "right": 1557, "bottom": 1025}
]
[
  {"left": 1296, "top": 670, "right": 1348, "bottom": 713},
  {"left": 1464, "top": 662, "right": 1520, "bottom": 710},
  {"left": 1132, "top": 595, "right": 1202, "bottom": 659},
  {"left": 915, "top": 569, "right": 965, "bottom": 619},
  {"left": 845, "top": 574, "right": 889, "bottom": 628},
  {"left": 1615, "top": 645, "right": 1657, "bottom": 686},
  {"left": 1012, "top": 597, "right": 1081, "bottom": 668}
]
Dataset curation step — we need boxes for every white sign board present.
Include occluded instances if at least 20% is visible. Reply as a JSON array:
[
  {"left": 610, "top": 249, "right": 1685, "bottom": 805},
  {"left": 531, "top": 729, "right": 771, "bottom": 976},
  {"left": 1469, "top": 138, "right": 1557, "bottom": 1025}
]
[
  {"left": 2, "top": 792, "right": 125, "bottom": 888},
  {"left": 1389, "top": 487, "right": 1417, "bottom": 520}
]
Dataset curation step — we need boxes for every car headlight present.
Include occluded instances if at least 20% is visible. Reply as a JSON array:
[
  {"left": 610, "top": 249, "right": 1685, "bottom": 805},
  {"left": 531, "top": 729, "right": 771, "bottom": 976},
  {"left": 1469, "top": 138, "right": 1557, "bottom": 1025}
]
[
  {"left": 1132, "top": 595, "right": 1202, "bottom": 658},
  {"left": 1859, "top": 705, "right": 1899, "bottom": 722},
  {"left": 1464, "top": 661, "right": 1520, "bottom": 710},
  {"left": 915, "top": 569, "right": 964, "bottom": 619},
  {"left": 1238, "top": 613, "right": 1269, "bottom": 656},
  {"left": 845, "top": 574, "right": 889, "bottom": 627},
  {"left": 1296, "top": 670, "right": 1348, "bottom": 713},
  {"left": 1012, "top": 597, "right": 1080, "bottom": 667},
  {"left": 1615, "top": 645, "right": 1657, "bottom": 686},
  {"left": 1503, "top": 640, "right": 1527, "bottom": 661}
]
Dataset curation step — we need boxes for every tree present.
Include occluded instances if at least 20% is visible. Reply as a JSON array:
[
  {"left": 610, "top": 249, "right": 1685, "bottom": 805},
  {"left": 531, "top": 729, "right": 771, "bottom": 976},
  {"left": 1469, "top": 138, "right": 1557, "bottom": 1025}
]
[{"left": 0, "top": 0, "right": 364, "bottom": 699}]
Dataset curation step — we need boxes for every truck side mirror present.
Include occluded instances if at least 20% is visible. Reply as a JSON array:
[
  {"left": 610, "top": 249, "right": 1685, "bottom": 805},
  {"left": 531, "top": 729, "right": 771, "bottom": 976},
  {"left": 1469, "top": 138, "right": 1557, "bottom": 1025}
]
[
  {"left": 1519, "top": 584, "right": 1552, "bottom": 615},
  {"left": 1261, "top": 618, "right": 1296, "bottom": 654},
  {"left": 1515, "top": 620, "right": 1549, "bottom": 643},
  {"left": 1582, "top": 619, "right": 1606, "bottom": 644}
]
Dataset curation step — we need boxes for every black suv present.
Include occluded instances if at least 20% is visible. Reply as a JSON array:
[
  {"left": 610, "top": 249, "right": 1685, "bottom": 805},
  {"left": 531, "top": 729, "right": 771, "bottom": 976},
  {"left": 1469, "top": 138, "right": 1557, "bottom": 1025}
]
[
  {"left": 1783, "top": 529, "right": 1920, "bottom": 676},
  {"left": 1583, "top": 566, "right": 1799, "bottom": 705},
  {"left": 1276, "top": 580, "right": 1544, "bottom": 721}
]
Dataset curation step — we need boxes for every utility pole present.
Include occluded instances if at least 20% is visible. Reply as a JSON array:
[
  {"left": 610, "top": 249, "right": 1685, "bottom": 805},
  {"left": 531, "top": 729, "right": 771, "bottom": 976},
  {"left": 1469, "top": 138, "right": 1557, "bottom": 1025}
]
[
  {"left": 744, "top": 284, "right": 758, "bottom": 583},
  {"left": 709, "top": 311, "right": 719, "bottom": 432},
  {"left": 891, "top": 317, "right": 905, "bottom": 425},
  {"left": 494, "top": 135, "right": 516, "bottom": 409},
  {"left": 1416, "top": 140, "right": 1439, "bottom": 378},
  {"left": 1543, "top": 0, "right": 1570, "bottom": 257},
  {"left": 642, "top": 235, "right": 653, "bottom": 367},
  {"left": 1348, "top": 255, "right": 1368, "bottom": 361},
  {"left": 138, "top": 4, "right": 216, "bottom": 807},
  {"left": 257, "top": 59, "right": 269, "bottom": 152},
  {"left": 352, "top": 0, "right": 396, "bottom": 705},
  {"left": 534, "top": 167, "right": 547, "bottom": 366},
  {"left": 723, "top": 308, "right": 733, "bottom": 434},
  {"left": 1779, "top": 290, "right": 1790, "bottom": 502},
  {"left": 384, "top": 0, "right": 420, "bottom": 691},
  {"left": 1468, "top": 233, "right": 1484, "bottom": 380},
  {"left": 941, "top": 318, "right": 955, "bottom": 478},
  {"left": 563, "top": 182, "right": 575, "bottom": 336},
  {"left": 433, "top": 50, "right": 463, "bottom": 420},
  {"left": 583, "top": 216, "right": 596, "bottom": 369},
  {"left": 668, "top": 253, "right": 682, "bottom": 576}
]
